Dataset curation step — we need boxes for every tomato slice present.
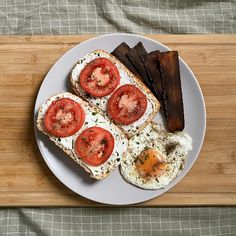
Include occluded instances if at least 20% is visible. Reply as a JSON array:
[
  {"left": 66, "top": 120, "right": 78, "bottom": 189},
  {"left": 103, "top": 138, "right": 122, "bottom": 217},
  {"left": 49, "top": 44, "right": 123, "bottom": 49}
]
[
  {"left": 74, "top": 127, "right": 115, "bottom": 167},
  {"left": 79, "top": 58, "right": 120, "bottom": 97},
  {"left": 43, "top": 98, "right": 85, "bottom": 137},
  {"left": 107, "top": 84, "right": 147, "bottom": 125}
]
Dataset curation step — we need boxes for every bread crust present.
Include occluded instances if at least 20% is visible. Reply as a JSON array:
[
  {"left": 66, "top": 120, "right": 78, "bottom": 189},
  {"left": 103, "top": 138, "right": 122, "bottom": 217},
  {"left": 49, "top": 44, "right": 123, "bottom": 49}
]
[{"left": 70, "top": 49, "right": 160, "bottom": 138}]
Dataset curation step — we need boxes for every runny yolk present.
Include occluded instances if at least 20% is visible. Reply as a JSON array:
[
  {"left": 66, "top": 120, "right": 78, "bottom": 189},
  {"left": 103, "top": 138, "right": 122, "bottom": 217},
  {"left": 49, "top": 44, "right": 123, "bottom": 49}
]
[{"left": 135, "top": 148, "right": 167, "bottom": 178}]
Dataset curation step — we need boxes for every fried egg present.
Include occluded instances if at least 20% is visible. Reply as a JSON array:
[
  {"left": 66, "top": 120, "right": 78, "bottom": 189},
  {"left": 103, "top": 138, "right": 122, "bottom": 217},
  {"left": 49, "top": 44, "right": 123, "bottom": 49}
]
[
  {"left": 37, "top": 92, "right": 128, "bottom": 179},
  {"left": 120, "top": 123, "right": 192, "bottom": 189}
]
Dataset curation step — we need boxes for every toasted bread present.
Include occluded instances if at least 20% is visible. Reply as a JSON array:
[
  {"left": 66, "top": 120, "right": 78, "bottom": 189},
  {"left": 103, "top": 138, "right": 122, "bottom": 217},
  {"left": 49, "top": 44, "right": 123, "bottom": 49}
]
[
  {"left": 36, "top": 92, "right": 128, "bottom": 179},
  {"left": 70, "top": 50, "right": 160, "bottom": 138}
]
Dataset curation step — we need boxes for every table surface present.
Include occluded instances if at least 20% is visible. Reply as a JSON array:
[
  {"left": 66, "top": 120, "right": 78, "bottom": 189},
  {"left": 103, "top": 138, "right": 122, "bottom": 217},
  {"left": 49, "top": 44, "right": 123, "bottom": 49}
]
[{"left": 0, "top": 35, "right": 235, "bottom": 206}]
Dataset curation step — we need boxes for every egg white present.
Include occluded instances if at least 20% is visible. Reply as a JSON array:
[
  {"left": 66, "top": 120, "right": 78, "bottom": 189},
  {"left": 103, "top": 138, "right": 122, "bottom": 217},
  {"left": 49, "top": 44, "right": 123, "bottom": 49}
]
[
  {"left": 37, "top": 92, "right": 128, "bottom": 179},
  {"left": 70, "top": 50, "right": 159, "bottom": 137},
  {"left": 120, "top": 123, "right": 192, "bottom": 189}
]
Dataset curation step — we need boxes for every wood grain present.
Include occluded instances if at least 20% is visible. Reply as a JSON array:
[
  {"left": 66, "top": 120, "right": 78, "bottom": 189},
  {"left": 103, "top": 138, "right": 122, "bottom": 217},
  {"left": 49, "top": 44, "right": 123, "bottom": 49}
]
[{"left": 0, "top": 35, "right": 235, "bottom": 206}]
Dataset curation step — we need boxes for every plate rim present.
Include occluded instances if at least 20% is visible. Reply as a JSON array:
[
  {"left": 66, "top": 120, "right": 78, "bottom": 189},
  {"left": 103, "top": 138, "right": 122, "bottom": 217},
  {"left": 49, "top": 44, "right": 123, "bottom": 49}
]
[{"left": 34, "top": 33, "right": 206, "bottom": 205}]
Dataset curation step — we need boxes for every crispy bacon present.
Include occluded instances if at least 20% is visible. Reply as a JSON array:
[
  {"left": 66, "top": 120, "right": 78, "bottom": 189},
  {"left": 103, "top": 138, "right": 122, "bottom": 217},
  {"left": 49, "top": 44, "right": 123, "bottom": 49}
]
[
  {"left": 111, "top": 42, "right": 139, "bottom": 76},
  {"left": 127, "top": 42, "right": 153, "bottom": 90},
  {"left": 158, "top": 51, "right": 185, "bottom": 132},
  {"left": 142, "top": 51, "right": 164, "bottom": 106}
]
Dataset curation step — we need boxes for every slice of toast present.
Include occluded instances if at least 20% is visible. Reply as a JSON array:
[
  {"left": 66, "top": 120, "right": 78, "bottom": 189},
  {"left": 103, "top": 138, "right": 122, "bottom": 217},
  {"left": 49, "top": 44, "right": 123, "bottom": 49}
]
[
  {"left": 36, "top": 92, "right": 128, "bottom": 179},
  {"left": 70, "top": 49, "right": 160, "bottom": 138}
]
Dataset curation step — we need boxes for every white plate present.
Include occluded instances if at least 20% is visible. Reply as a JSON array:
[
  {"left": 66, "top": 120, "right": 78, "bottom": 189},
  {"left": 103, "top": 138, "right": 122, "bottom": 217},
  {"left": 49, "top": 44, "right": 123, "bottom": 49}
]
[{"left": 34, "top": 33, "right": 206, "bottom": 205}]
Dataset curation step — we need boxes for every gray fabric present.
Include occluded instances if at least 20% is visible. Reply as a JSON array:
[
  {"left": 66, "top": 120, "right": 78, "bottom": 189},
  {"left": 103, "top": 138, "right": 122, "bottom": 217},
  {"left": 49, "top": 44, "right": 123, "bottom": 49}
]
[
  {"left": 0, "top": 207, "right": 236, "bottom": 235},
  {"left": 0, "top": 0, "right": 236, "bottom": 235},
  {"left": 0, "top": 0, "right": 235, "bottom": 35}
]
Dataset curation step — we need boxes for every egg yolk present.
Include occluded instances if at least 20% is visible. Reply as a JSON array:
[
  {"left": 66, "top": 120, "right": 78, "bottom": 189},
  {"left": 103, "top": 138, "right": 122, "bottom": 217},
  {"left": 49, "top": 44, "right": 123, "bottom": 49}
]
[{"left": 135, "top": 148, "right": 167, "bottom": 178}]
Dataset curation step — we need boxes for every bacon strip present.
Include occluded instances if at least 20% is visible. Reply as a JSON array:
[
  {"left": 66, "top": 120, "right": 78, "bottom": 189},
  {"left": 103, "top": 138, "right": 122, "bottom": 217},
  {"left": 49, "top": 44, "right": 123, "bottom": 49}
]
[
  {"left": 111, "top": 42, "right": 139, "bottom": 76},
  {"left": 127, "top": 42, "right": 153, "bottom": 90},
  {"left": 142, "top": 50, "right": 164, "bottom": 106},
  {"left": 158, "top": 51, "right": 184, "bottom": 132}
]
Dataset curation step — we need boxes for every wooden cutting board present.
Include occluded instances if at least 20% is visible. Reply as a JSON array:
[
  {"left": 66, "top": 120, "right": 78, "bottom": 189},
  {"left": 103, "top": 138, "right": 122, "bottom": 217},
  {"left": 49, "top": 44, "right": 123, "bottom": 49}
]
[{"left": 0, "top": 35, "right": 235, "bottom": 206}]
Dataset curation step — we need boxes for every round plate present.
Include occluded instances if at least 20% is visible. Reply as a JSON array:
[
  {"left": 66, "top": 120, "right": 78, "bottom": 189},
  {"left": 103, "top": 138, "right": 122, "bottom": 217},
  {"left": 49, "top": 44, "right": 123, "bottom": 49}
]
[{"left": 34, "top": 33, "right": 206, "bottom": 205}]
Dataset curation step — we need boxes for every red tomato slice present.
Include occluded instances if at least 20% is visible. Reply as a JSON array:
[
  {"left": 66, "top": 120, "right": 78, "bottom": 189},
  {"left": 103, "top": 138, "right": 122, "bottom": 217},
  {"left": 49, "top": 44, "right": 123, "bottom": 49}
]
[
  {"left": 43, "top": 98, "right": 85, "bottom": 137},
  {"left": 79, "top": 57, "right": 120, "bottom": 97},
  {"left": 74, "top": 127, "right": 115, "bottom": 167},
  {"left": 107, "top": 84, "right": 147, "bottom": 125}
]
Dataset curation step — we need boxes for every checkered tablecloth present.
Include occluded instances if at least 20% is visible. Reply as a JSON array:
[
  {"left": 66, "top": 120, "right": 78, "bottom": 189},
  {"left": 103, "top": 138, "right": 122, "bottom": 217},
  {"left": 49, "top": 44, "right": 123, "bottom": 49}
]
[
  {"left": 0, "top": 0, "right": 235, "bottom": 34},
  {"left": 1, "top": 208, "right": 236, "bottom": 235},
  {"left": 0, "top": 0, "right": 236, "bottom": 235}
]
